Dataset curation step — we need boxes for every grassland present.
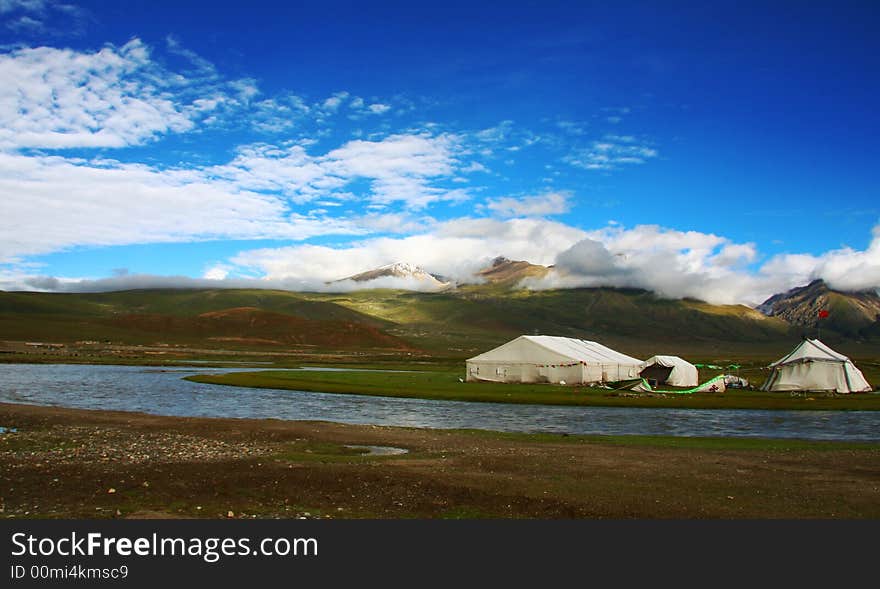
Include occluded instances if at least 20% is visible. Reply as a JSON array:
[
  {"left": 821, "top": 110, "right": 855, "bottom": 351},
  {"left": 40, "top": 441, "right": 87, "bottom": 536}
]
[
  {"left": 3, "top": 402, "right": 879, "bottom": 519},
  {"left": 187, "top": 367, "right": 880, "bottom": 411}
]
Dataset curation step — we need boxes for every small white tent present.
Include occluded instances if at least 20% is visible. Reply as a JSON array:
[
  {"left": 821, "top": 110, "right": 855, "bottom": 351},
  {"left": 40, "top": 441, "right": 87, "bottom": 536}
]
[
  {"left": 761, "top": 339, "right": 872, "bottom": 393},
  {"left": 639, "top": 355, "right": 699, "bottom": 387},
  {"left": 466, "top": 335, "right": 643, "bottom": 385}
]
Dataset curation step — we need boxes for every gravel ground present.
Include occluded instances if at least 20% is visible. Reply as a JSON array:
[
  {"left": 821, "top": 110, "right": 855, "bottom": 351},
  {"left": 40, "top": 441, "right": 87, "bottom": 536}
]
[{"left": 2, "top": 402, "right": 879, "bottom": 519}]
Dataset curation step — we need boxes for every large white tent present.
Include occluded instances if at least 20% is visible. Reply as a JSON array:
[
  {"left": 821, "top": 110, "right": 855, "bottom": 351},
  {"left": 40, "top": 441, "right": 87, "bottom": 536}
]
[
  {"left": 466, "top": 335, "right": 643, "bottom": 385},
  {"left": 639, "top": 355, "right": 699, "bottom": 387},
  {"left": 761, "top": 339, "right": 872, "bottom": 393}
]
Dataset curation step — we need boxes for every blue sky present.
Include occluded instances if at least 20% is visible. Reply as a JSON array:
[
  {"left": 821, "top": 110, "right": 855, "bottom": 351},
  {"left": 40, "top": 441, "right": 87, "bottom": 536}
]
[{"left": 1, "top": 0, "right": 879, "bottom": 304}]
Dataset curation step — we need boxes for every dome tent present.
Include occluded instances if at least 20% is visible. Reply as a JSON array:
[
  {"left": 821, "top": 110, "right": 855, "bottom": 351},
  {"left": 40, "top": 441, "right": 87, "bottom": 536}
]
[
  {"left": 761, "top": 339, "right": 872, "bottom": 393},
  {"left": 639, "top": 355, "right": 699, "bottom": 387}
]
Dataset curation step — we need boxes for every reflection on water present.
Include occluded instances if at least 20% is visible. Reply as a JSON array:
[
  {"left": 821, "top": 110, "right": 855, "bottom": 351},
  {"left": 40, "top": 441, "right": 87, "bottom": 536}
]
[
  {"left": 0, "top": 363, "right": 878, "bottom": 441},
  {"left": 345, "top": 445, "right": 409, "bottom": 456}
]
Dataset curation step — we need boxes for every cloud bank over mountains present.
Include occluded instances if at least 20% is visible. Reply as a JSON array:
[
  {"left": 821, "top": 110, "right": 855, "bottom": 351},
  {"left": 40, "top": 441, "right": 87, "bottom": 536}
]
[
  {"left": 1, "top": 35, "right": 878, "bottom": 306},
  {"left": 8, "top": 215, "right": 879, "bottom": 307}
]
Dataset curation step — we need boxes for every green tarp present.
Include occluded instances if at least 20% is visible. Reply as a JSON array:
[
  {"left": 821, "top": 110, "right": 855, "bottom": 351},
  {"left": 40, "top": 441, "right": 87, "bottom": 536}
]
[{"left": 629, "top": 374, "right": 727, "bottom": 394}]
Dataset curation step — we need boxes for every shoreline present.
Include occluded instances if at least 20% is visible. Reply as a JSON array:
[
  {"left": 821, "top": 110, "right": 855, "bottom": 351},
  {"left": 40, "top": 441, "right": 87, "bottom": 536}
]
[{"left": 2, "top": 402, "right": 879, "bottom": 519}]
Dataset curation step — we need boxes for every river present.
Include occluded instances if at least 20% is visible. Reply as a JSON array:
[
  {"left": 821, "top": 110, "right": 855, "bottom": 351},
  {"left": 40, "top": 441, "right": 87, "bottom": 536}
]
[{"left": 0, "top": 363, "right": 878, "bottom": 441}]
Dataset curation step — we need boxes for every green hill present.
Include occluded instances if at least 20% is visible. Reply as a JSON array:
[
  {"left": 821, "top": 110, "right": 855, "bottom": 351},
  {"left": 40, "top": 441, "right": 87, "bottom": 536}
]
[
  {"left": 297, "top": 286, "right": 802, "bottom": 358},
  {"left": 0, "top": 285, "right": 823, "bottom": 360}
]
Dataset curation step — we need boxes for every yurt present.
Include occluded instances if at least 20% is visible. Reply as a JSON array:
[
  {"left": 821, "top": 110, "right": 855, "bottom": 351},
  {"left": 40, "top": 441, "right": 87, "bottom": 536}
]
[
  {"left": 639, "top": 355, "right": 699, "bottom": 387},
  {"left": 466, "top": 335, "right": 643, "bottom": 385},
  {"left": 761, "top": 339, "right": 872, "bottom": 393}
]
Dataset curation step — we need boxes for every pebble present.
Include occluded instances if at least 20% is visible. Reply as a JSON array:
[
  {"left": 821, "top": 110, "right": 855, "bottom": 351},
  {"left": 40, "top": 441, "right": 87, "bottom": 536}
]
[{"left": 0, "top": 425, "right": 278, "bottom": 466}]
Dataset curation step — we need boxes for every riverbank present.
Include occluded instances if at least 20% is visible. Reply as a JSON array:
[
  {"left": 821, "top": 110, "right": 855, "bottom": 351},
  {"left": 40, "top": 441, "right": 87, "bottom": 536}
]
[
  {"left": 2, "top": 402, "right": 879, "bottom": 519},
  {"left": 187, "top": 369, "right": 880, "bottom": 411}
]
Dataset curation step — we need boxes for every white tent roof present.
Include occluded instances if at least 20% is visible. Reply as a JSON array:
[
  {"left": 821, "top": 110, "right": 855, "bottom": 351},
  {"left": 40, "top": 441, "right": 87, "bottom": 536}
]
[
  {"left": 467, "top": 335, "right": 642, "bottom": 366},
  {"left": 770, "top": 339, "right": 849, "bottom": 366},
  {"left": 640, "top": 355, "right": 699, "bottom": 387},
  {"left": 642, "top": 355, "right": 694, "bottom": 369}
]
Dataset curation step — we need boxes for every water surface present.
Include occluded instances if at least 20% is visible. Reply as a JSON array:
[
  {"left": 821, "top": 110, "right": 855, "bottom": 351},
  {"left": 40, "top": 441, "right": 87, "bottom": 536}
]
[{"left": 1, "top": 363, "right": 878, "bottom": 441}]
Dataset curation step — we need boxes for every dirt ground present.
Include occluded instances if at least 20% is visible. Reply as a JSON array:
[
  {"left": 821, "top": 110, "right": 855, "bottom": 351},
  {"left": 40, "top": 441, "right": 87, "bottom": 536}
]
[{"left": 1, "top": 402, "right": 879, "bottom": 519}]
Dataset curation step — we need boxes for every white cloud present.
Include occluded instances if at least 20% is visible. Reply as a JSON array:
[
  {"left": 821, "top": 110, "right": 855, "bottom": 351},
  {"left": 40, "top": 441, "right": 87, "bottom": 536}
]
[
  {"left": 249, "top": 97, "right": 310, "bottom": 133},
  {"left": 712, "top": 243, "right": 757, "bottom": 267},
  {"left": 554, "top": 239, "right": 623, "bottom": 277},
  {"left": 518, "top": 225, "right": 788, "bottom": 305},
  {"left": 0, "top": 39, "right": 225, "bottom": 149},
  {"left": 320, "top": 91, "right": 349, "bottom": 112},
  {"left": 367, "top": 103, "right": 391, "bottom": 114},
  {"left": 469, "top": 120, "right": 542, "bottom": 155},
  {"left": 0, "top": 151, "right": 366, "bottom": 262},
  {"left": 474, "top": 120, "right": 514, "bottom": 144},
  {"left": 8, "top": 271, "right": 447, "bottom": 294},
  {"left": 5, "top": 13, "right": 41, "bottom": 32},
  {"left": 10, "top": 215, "right": 880, "bottom": 304},
  {"left": 761, "top": 225, "right": 880, "bottom": 293},
  {"left": 206, "top": 132, "right": 469, "bottom": 208},
  {"left": 555, "top": 120, "right": 588, "bottom": 135},
  {"left": 1, "top": 0, "right": 87, "bottom": 36},
  {"left": 11, "top": 272, "right": 298, "bottom": 293},
  {"left": 208, "top": 142, "right": 339, "bottom": 203},
  {"left": 203, "top": 264, "right": 232, "bottom": 280},
  {"left": 211, "top": 219, "right": 792, "bottom": 305},
  {"left": 229, "top": 218, "right": 588, "bottom": 287},
  {"left": 461, "top": 161, "right": 489, "bottom": 173},
  {"left": 0, "top": 126, "right": 479, "bottom": 264},
  {"left": 319, "top": 133, "right": 467, "bottom": 208},
  {"left": 0, "top": 0, "right": 48, "bottom": 13},
  {"left": 564, "top": 134, "right": 658, "bottom": 171},
  {"left": 485, "top": 191, "right": 570, "bottom": 217}
]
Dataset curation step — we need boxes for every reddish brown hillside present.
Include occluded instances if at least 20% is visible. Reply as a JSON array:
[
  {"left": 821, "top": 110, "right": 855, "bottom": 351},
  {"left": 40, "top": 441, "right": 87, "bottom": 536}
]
[{"left": 105, "top": 307, "right": 412, "bottom": 350}]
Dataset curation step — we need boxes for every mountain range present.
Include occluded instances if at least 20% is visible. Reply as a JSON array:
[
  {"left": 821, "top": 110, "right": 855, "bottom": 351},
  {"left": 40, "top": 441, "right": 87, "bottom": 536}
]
[
  {"left": 1, "top": 259, "right": 878, "bottom": 360},
  {"left": 330, "top": 262, "right": 452, "bottom": 290},
  {"left": 335, "top": 260, "right": 880, "bottom": 341},
  {"left": 757, "top": 279, "right": 880, "bottom": 338},
  {"left": 330, "top": 257, "right": 549, "bottom": 290}
]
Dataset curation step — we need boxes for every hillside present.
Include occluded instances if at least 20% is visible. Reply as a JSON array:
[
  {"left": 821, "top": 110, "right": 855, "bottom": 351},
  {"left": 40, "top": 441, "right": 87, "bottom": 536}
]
[
  {"left": 758, "top": 279, "right": 880, "bottom": 338},
  {"left": 471, "top": 257, "right": 551, "bottom": 286},
  {"left": 4, "top": 284, "right": 878, "bottom": 361},
  {"left": 303, "top": 286, "right": 798, "bottom": 358},
  {"left": 0, "top": 289, "right": 410, "bottom": 352}
]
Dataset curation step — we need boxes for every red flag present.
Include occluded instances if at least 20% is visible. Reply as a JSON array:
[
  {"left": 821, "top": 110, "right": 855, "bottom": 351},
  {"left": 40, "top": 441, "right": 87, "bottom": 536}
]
[{"left": 818, "top": 310, "right": 829, "bottom": 319}]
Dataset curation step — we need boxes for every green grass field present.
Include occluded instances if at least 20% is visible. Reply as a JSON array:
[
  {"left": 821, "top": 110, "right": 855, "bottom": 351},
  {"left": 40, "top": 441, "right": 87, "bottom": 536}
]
[{"left": 187, "top": 367, "right": 880, "bottom": 411}]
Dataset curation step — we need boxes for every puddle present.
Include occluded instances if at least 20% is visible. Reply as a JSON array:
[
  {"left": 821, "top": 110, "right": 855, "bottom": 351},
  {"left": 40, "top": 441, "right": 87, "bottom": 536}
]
[
  {"left": 0, "top": 426, "right": 18, "bottom": 434},
  {"left": 344, "top": 444, "right": 409, "bottom": 456}
]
